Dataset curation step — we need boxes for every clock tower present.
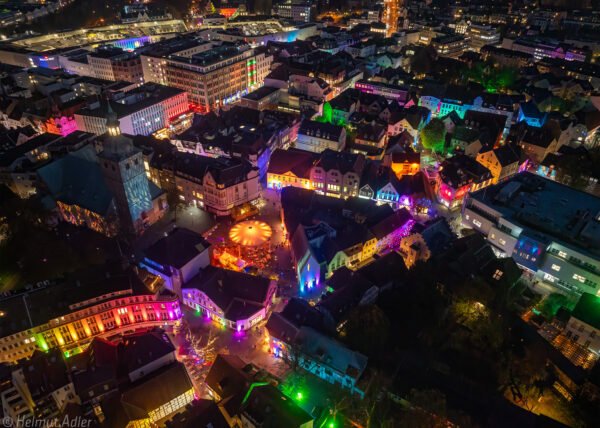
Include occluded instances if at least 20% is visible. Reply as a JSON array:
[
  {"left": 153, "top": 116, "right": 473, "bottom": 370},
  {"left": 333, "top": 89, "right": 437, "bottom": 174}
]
[{"left": 98, "top": 103, "right": 153, "bottom": 235}]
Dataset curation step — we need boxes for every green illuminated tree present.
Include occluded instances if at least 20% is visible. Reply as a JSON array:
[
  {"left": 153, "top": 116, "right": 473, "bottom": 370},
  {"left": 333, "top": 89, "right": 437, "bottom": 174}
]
[
  {"left": 420, "top": 118, "right": 446, "bottom": 154},
  {"left": 536, "top": 292, "right": 576, "bottom": 320}
]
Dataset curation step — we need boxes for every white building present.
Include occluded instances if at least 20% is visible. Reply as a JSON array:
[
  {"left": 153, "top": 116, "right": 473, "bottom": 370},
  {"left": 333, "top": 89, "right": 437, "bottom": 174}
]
[
  {"left": 182, "top": 266, "right": 277, "bottom": 332},
  {"left": 74, "top": 84, "right": 188, "bottom": 136},
  {"left": 565, "top": 293, "right": 600, "bottom": 356},
  {"left": 296, "top": 120, "right": 346, "bottom": 153}
]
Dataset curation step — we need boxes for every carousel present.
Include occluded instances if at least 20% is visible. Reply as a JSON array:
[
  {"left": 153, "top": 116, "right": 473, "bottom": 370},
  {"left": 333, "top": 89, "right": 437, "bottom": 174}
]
[{"left": 228, "top": 220, "right": 273, "bottom": 268}]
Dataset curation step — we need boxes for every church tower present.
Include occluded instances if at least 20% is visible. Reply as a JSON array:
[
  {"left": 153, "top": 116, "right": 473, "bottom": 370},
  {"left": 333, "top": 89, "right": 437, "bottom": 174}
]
[{"left": 98, "top": 103, "right": 153, "bottom": 235}]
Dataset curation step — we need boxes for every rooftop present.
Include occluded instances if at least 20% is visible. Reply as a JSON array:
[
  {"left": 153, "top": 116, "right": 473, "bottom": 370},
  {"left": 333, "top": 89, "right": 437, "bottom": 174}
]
[
  {"left": 0, "top": 264, "right": 151, "bottom": 338},
  {"left": 144, "top": 228, "right": 210, "bottom": 269},
  {"left": 469, "top": 172, "right": 600, "bottom": 258},
  {"left": 184, "top": 266, "right": 273, "bottom": 321}
]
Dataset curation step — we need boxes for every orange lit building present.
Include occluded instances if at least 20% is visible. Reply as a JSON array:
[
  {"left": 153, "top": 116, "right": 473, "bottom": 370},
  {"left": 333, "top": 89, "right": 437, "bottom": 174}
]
[{"left": 389, "top": 151, "right": 421, "bottom": 178}]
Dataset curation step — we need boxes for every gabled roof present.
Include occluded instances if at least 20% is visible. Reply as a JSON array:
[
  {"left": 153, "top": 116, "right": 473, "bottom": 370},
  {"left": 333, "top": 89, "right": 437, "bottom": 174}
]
[
  {"left": 185, "top": 266, "right": 272, "bottom": 320},
  {"left": 491, "top": 143, "right": 522, "bottom": 166},
  {"left": 267, "top": 148, "right": 316, "bottom": 177},
  {"left": 369, "top": 208, "right": 413, "bottom": 240},
  {"left": 104, "top": 362, "right": 192, "bottom": 428},
  {"left": 37, "top": 147, "right": 114, "bottom": 215},
  {"left": 241, "top": 382, "right": 313, "bottom": 427},
  {"left": 144, "top": 228, "right": 210, "bottom": 269},
  {"left": 298, "top": 120, "right": 345, "bottom": 141},
  {"left": 297, "top": 326, "right": 368, "bottom": 380}
]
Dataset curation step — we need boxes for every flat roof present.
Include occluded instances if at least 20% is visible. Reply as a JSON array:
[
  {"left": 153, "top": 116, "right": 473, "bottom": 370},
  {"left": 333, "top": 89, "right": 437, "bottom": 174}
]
[{"left": 470, "top": 172, "right": 600, "bottom": 258}]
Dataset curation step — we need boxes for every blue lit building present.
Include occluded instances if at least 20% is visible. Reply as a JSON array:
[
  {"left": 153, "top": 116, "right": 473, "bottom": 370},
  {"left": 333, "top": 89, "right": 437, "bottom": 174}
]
[
  {"left": 517, "top": 101, "right": 547, "bottom": 128},
  {"left": 463, "top": 172, "right": 600, "bottom": 296}
]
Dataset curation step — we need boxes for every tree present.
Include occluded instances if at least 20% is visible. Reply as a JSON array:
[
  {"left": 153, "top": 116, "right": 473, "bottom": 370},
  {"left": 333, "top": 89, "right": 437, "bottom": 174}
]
[
  {"left": 420, "top": 118, "right": 446, "bottom": 154},
  {"left": 399, "top": 389, "right": 449, "bottom": 428},
  {"left": 342, "top": 304, "right": 390, "bottom": 358},
  {"left": 536, "top": 292, "right": 576, "bottom": 320},
  {"left": 165, "top": 184, "right": 187, "bottom": 222}
]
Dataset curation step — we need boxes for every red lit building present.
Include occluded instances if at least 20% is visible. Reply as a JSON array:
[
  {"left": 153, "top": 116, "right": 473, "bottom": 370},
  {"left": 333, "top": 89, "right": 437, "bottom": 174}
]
[{"left": 437, "top": 154, "right": 493, "bottom": 209}]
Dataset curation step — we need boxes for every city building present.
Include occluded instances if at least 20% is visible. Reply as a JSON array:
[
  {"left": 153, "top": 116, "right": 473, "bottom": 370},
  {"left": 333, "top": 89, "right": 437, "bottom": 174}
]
[
  {"left": 0, "top": 132, "right": 58, "bottom": 198},
  {"left": 437, "top": 154, "right": 493, "bottom": 209},
  {"left": 502, "top": 38, "right": 588, "bottom": 62},
  {"left": 37, "top": 135, "right": 167, "bottom": 237},
  {"left": 87, "top": 47, "right": 144, "bottom": 84},
  {"left": 267, "top": 312, "right": 368, "bottom": 396},
  {"left": 431, "top": 34, "right": 468, "bottom": 58},
  {"left": 354, "top": 79, "right": 410, "bottom": 104},
  {"left": 466, "top": 24, "right": 501, "bottom": 52},
  {"left": 273, "top": 1, "right": 314, "bottom": 23},
  {"left": 3, "top": 350, "right": 76, "bottom": 423},
  {"left": 0, "top": 264, "right": 182, "bottom": 364},
  {"left": 462, "top": 173, "right": 600, "bottom": 296},
  {"left": 165, "top": 43, "right": 272, "bottom": 112},
  {"left": 141, "top": 228, "right": 212, "bottom": 296},
  {"left": 515, "top": 124, "right": 562, "bottom": 164},
  {"left": 295, "top": 120, "right": 346, "bottom": 152},
  {"left": 480, "top": 45, "right": 532, "bottom": 68},
  {"left": 282, "top": 187, "right": 415, "bottom": 290},
  {"left": 182, "top": 266, "right": 277, "bottom": 332},
  {"left": 400, "top": 217, "right": 455, "bottom": 268},
  {"left": 140, "top": 37, "right": 213, "bottom": 86},
  {"left": 100, "top": 362, "right": 194, "bottom": 428},
  {"left": 565, "top": 293, "right": 600, "bottom": 355},
  {"left": 205, "top": 354, "right": 313, "bottom": 427},
  {"left": 74, "top": 84, "right": 189, "bottom": 136},
  {"left": 268, "top": 148, "right": 425, "bottom": 209},
  {"left": 97, "top": 108, "right": 167, "bottom": 235},
  {"left": 171, "top": 152, "right": 261, "bottom": 216},
  {"left": 476, "top": 144, "right": 525, "bottom": 184}
]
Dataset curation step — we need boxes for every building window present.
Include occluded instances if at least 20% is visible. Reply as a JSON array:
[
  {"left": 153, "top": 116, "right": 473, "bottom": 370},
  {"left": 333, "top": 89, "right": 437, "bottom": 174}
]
[
  {"left": 551, "top": 264, "right": 561, "bottom": 272},
  {"left": 493, "top": 270, "right": 503, "bottom": 280}
]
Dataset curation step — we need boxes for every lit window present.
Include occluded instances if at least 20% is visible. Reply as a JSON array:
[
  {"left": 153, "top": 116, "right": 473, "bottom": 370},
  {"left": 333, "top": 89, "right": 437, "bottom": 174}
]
[
  {"left": 558, "top": 250, "right": 567, "bottom": 258},
  {"left": 551, "top": 264, "right": 561, "bottom": 272},
  {"left": 573, "top": 274, "right": 586, "bottom": 283},
  {"left": 493, "top": 270, "right": 503, "bottom": 280},
  {"left": 543, "top": 273, "right": 556, "bottom": 283}
]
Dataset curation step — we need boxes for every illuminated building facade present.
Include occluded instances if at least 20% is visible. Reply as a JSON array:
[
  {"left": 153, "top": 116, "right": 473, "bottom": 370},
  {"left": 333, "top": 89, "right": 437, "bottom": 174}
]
[
  {"left": 462, "top": 173, "right": 600, "bottom": 296},
  {"left": 171, "top": 152, "right": 261, "bottom": 216},
  {"left": 268, "top": 148, "right": 425, "bottom": 210},
  {"left": 383, "top": 0, "right": 401, "bottom": 37},
  {"left": 564, "top": 293, "right": 600, "bottom": 355},
  {"left": 0, "top": 269, "right": 181, "bottom": 364},
  {"left": 165, "top": 44, "right": 272, "bottom": 112},
  {"left": 466, "top": 24, "right": 501, "bottom": 52},
  {"left": 475, "top": 144, "right": 524, "bottom": 184},
  {"left": 141, "top": 228, "right": 212, "bottom": 297},
  {"left": 355, "top": 79, "right": 410, "bottom": 104},
  {"left": 437, "top": 154, "right": 493, "bottom": 209},
  {"left": 74, "top": 84, "right": 188, "bottom": 136},
  {"left": 98, "top": 108, "right": 158, "bottom": 235},
  {"left": 87, "top": 47, "right": 143, "bottom": 83},
  {"left": 182, "top": 266, "right": 277, "bottom": 332}
]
